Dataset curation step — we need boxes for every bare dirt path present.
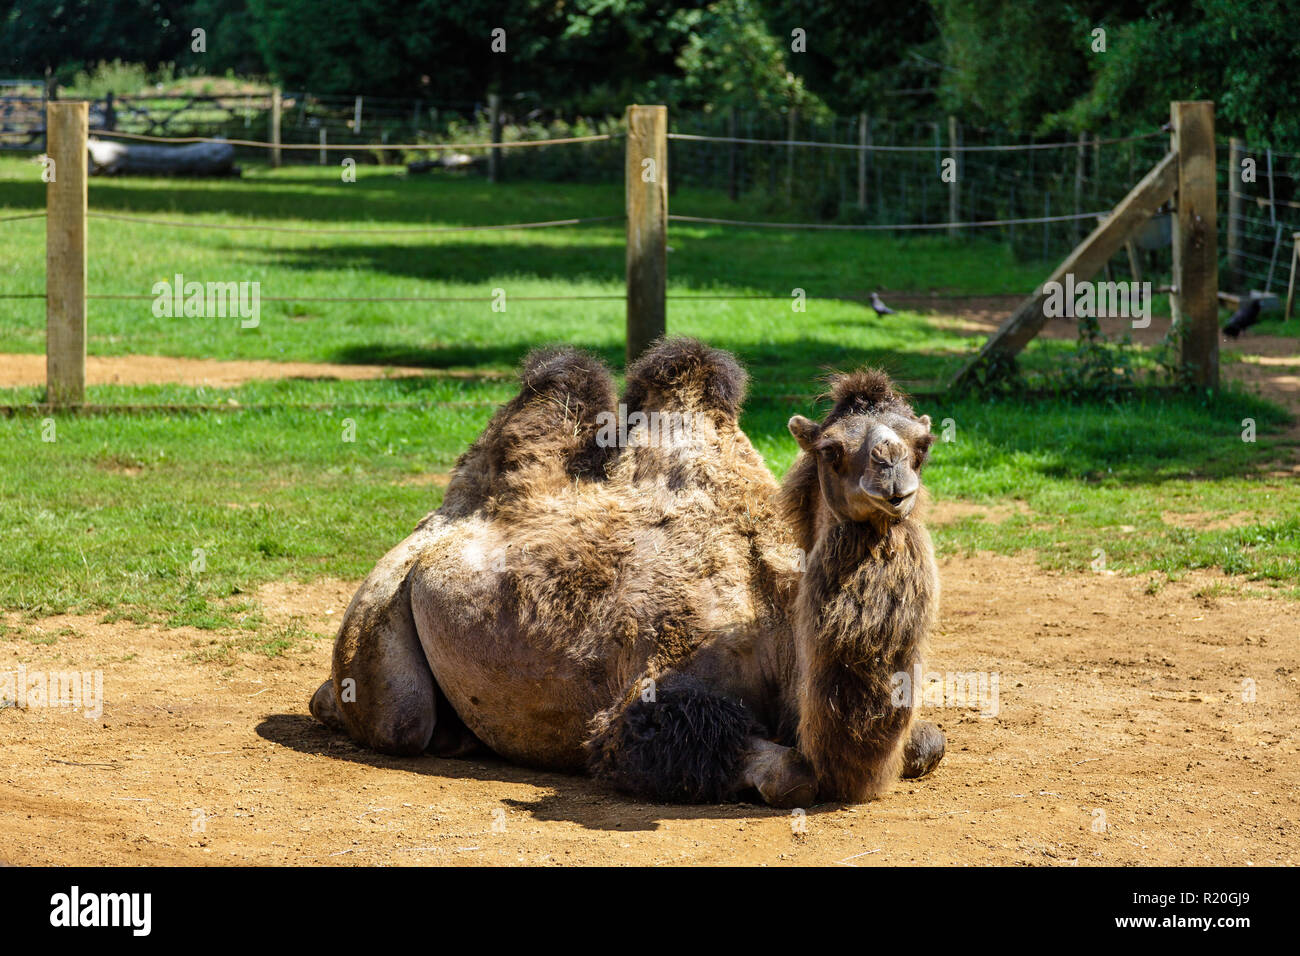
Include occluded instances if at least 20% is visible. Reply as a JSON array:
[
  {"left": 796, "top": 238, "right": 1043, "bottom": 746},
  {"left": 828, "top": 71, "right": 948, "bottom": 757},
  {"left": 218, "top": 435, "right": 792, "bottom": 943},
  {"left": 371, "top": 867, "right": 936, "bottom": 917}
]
[
  {"left": 2, "top": 553, "right": 1295, "bottom": 866},
  {"left": 0, "top": 353, "right": 503, "bottom": 388}
]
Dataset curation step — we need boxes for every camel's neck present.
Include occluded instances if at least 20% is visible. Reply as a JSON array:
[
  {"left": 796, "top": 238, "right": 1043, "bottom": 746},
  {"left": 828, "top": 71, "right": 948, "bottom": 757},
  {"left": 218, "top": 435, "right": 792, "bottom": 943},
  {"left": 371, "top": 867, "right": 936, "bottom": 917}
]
[{"left": 792, "top": 515, "right": 937, "bottom": 802}]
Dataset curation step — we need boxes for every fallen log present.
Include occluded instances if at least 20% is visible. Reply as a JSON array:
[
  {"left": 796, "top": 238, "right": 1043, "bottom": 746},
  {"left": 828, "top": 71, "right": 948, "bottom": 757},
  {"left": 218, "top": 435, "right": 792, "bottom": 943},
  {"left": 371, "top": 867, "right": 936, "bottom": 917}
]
[{"left": 87, "top": 138, "right": 240, "bottom": 177}]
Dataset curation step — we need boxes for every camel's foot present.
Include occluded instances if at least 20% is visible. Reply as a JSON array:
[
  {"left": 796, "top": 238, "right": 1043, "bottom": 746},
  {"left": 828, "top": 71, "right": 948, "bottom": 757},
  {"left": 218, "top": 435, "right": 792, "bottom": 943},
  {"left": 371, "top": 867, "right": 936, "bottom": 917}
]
[
  {"left": 742, "top": 738, "right": 818, "bottom": 809},
  {"left": 307, "top": 675, "right": 435, "bottom": 757},
  {"left": 309, "top": 679, "right": 347, "bottom": 733},
  {"left": 900, "top": 720, "right": 946, "bottom": 779}
]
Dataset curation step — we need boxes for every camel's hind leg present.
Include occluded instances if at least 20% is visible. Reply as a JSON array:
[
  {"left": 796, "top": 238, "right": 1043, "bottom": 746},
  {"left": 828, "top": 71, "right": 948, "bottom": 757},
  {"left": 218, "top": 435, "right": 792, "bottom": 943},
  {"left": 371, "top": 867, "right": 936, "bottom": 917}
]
[
  {"left": 309, "top": 529, "right": 481, "bottom": 757},
  {"left": 310, "top": 573, "right": 435, "bottom": 755}
]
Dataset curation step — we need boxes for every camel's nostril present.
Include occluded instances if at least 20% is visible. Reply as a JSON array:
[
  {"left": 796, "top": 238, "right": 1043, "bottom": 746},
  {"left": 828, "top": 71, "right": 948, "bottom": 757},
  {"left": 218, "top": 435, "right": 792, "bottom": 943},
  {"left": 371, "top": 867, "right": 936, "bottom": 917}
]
[{"left": 889, "top": 495, "right": 906, "bottom": 507}]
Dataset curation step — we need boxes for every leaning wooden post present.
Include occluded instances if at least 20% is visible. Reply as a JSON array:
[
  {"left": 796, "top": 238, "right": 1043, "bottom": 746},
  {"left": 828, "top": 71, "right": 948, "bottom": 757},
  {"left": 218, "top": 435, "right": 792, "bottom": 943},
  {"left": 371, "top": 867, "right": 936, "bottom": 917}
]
[
  {"left": 625, "top": 104, "right": 668, "bottom": 365},
  {"left": 270, "top": 87, "right": 282, "bottom": 168},
  {"left": 947, "top": 115, "right": 960, "bottom": 237},
  {"left": 1171, "top": 101, "right": 1218, "bottom": 388},
  {"left": 487, "top": 93, "right": 502, "bottom": 183},
  {"left": 45, "top": 101, "right": 88, "bottom": 407},
  {"left": 1227, "top": 137, "right": 1243, "bottom": 289}
]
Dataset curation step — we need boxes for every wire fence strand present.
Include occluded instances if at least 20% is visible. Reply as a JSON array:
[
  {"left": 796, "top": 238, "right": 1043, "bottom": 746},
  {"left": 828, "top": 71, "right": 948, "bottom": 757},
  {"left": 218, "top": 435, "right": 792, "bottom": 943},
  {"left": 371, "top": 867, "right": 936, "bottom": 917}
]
[
  {"left": 665, "top": 130, "right": 1165, "bottom": 153},
  {"left": 668, "top": 211, "right": 1110, "bottom": 231},
  {"left": 91, "top": 130, "right": 619, "bottom": 151},
  {"left": 85, "top": 212, "right": 622, "bottom": 235}
]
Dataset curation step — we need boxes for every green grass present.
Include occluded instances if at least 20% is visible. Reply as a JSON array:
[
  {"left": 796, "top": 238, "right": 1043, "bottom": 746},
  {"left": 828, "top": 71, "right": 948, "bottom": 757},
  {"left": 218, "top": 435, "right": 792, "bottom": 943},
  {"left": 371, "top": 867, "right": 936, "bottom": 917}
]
[{"left": 0, "top": 156, "right": 1298, "bottom": 627}]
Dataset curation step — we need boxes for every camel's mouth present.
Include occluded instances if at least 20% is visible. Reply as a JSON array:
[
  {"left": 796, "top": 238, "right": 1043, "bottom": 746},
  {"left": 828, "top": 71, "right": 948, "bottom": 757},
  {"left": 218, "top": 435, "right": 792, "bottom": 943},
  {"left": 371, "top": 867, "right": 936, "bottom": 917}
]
[{"left": 866, "top": 489, "right": 916, "bottom": 517}]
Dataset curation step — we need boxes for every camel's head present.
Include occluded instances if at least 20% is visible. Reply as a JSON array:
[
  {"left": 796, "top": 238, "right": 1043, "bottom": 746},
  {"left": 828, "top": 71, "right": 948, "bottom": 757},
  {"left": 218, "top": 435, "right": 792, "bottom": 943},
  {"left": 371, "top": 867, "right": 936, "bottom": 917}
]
[{"left": 787, "top": 369, "right": 933, "bottom": 525}]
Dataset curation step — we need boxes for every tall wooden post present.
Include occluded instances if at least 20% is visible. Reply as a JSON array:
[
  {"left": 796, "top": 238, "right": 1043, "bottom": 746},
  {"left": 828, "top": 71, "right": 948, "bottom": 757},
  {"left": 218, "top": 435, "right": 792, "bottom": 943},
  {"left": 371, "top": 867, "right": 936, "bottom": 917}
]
[
  {"left": 488, "top": 93, "right": 502, "bottom": 183},
  {"left": 270, "top": 87, "right": 282, "bottom": 168},
  {"left": 947, "top": 115, "right": 960, "bottom": 237},
  {"left": 625, "top": 105, "right": 668, "bottom": 365},
  {"left": 1227, "top": 137, "right": 1243, "bottom": 289},
  {"left": 1171, "top": 101, "right": 1218, "bottom": 388},
  {"left": 45, "top": 101, "right": 87, "bottom": 407}
]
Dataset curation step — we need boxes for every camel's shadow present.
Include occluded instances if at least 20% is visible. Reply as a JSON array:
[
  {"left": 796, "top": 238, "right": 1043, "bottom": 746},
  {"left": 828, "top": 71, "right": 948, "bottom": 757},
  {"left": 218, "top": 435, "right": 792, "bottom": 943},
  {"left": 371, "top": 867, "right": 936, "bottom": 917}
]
[{"left": 256, "top": 713, "right": 838, "bottom": 831}]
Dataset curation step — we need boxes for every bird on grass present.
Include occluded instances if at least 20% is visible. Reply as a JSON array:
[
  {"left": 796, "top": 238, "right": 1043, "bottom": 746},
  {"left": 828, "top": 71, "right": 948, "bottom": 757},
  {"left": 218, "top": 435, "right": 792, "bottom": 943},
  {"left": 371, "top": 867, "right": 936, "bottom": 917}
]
[
  {"left": 1222, "top": 298, "right": 1262, "bottom": 338},
  {"left": 870, "top": 291, "right": 896, "bottom": 316}
]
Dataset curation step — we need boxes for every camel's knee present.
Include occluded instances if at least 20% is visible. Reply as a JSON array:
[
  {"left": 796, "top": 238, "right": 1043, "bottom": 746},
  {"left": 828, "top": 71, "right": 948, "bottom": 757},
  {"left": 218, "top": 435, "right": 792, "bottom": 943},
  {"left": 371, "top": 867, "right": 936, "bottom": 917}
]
[
  {"left": 742, "top": 737, "right": 817, "bottom": 809},
  {"left": 901, "top": 719, "right": 946, "bottom": 779}
]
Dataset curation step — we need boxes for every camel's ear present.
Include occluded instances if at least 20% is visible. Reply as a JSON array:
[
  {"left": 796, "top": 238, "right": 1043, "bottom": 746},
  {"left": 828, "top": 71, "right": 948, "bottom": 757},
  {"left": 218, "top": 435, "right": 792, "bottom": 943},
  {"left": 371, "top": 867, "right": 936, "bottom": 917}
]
[
  {"left": 788, "top": 415, "right": 821, "bottom": 452},
  {"left": 912, "top": 414, "right": 935, "bottom": 470}
]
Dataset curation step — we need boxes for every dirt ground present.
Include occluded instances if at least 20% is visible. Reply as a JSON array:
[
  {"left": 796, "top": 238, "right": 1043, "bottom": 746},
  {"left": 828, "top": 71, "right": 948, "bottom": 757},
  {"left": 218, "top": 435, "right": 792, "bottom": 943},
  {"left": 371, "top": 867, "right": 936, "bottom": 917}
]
[
  {"left": 1, "top": 313, "right": 1296, "bottom": 866},
  {"left": 1, "top": 553, "right": 1296, "bottom": 866}
]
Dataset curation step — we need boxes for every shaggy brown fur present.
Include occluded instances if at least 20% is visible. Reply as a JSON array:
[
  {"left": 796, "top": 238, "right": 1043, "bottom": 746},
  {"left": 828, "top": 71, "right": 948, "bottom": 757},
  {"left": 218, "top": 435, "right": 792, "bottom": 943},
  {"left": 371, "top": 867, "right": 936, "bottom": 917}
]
[
  {"left": 780, "top": 370, "right": 941, "bottom": 802},
  {"left": 308, "top": 339, "right": 944, "bottom": 806}
]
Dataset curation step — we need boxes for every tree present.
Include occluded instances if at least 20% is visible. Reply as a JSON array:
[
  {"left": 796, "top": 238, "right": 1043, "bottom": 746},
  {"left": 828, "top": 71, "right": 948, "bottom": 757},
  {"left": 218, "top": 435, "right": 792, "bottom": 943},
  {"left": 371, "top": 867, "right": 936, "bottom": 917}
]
[{"left": 756, "top": 0, "right": 941, "bottom": 115}]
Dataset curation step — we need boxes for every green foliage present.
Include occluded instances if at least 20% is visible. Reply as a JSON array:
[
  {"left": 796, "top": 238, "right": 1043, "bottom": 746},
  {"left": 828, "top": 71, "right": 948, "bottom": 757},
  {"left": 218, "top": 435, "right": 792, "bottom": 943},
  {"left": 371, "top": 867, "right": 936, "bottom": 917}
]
[
  {"left": 674, "top": 0, "right": 828, "bottom": 115},
  {"left": 757, "top": 0, "right": 940, "bottom": 115},
  {"left": 65, "top": 60, "right": 174, "bottom": 99},
  {"left": 1054, "top": 0, "right": 1300, "bottom": 145}
]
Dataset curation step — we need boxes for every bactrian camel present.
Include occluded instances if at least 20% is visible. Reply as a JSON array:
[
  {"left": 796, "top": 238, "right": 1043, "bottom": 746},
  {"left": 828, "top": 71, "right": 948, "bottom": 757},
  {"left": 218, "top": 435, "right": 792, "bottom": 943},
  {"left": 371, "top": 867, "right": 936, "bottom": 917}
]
[{"left": 309, "top": 338, "right": 945, "bottom": 806}]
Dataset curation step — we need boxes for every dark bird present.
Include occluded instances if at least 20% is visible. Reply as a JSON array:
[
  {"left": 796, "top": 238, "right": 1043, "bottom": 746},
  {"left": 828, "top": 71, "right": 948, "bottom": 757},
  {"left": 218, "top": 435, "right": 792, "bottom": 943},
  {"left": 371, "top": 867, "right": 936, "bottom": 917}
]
[
  {"left": 1223, "top": 298, "right": 1262, "bottom": 338},
  {"left": 870, "top": 291, "right": 895, "bottom": 316}
]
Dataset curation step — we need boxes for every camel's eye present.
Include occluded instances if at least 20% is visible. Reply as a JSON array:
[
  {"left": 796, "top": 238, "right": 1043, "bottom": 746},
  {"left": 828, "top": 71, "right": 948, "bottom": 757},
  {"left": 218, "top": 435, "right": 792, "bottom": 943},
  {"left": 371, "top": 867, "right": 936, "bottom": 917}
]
[{"left": 818, "top": 443, "right": 843, "bottom": 468}]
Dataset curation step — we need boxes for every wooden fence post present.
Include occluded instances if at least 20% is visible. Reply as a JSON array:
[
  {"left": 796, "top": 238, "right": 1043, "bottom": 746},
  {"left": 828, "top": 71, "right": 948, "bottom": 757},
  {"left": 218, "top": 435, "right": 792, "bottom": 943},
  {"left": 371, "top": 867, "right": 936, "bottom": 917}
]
[
  {"left": 1171, "top": 101, "right": 1218, "bottom": 388},
  {"left": 45, "top": 101, "right": 87, "bottom": 407},
  {"left": 319, "top": 127, "right": 326, "bottom": 165},
  {"left": 488, "top": 93, "right": 502, "bottom": 183},
  {"left": 625, "top": 104, "right": 668, "bottom": 365},
  {"left": 947, "top": 115, "right": 960, "bottom": 237},
  {"left": 270, "top": 87, "right": 282, "bottom": 167},
  {"left": 1227, "top": 137, "right": 1243, "bottom": 289}
]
